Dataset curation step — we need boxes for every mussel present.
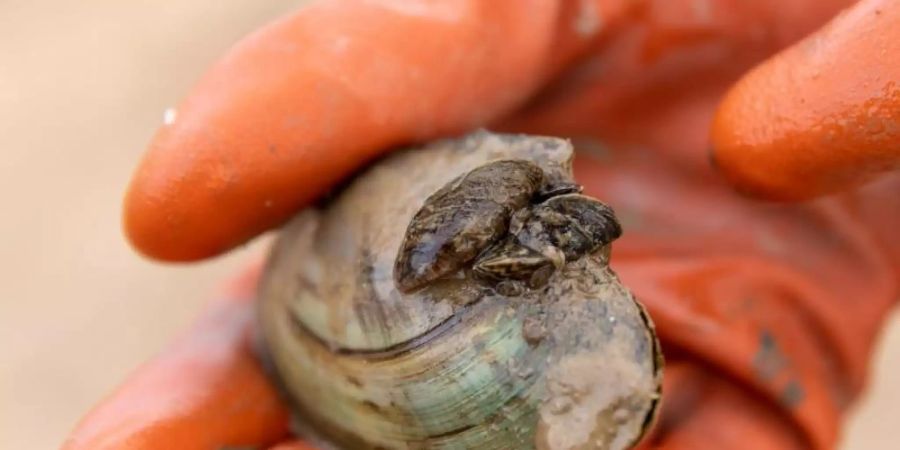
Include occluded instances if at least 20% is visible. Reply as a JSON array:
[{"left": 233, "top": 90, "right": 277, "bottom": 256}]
[{"left": 258, "top": 131, "right": 662, "bottom": 450}]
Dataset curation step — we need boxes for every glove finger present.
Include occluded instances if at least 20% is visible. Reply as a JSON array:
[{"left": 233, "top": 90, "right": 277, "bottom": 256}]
[
  {"left": 711, "top": 0, "right": 900, "bottom": 200},
  {"left": 124, "top": 0, "right": 569, "bottom": 262}
]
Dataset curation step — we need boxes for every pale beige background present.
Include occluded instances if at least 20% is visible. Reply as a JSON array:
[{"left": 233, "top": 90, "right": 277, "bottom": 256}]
[{"left": 0, "top": 2, "right": 897, "bottom": 449}]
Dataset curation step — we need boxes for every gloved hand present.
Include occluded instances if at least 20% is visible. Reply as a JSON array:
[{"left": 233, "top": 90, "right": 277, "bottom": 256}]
[{"left": 64, "top": 0, "right": 900, "bottom": 449}]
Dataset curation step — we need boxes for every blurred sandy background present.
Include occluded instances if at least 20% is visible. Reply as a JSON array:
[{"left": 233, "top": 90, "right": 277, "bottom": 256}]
[{"left": 0, "top": 1, "right": 897, "bottom": 449}]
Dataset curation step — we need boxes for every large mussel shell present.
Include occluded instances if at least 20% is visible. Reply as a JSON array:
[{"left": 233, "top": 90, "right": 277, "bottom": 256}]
[{"left": 258, "top": 131, "right": 662, "bottom": 450}]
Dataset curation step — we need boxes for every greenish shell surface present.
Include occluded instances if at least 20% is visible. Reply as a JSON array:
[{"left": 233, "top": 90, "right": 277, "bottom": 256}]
[{"left": 258, "top": 132, "right": 662, "bottom": 450}]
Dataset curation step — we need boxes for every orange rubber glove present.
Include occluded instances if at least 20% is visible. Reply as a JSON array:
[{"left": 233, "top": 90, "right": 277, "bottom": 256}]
[{"left": 65, "top": 0, "right": 900, "bottom": 449}]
